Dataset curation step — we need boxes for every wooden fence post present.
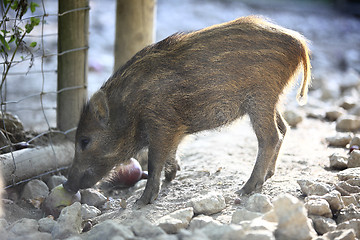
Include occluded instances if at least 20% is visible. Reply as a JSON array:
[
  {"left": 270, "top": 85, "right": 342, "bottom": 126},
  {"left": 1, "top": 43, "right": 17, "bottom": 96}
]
[
  {"left": 57, "top": 0, "right": 89, "bottom": 140},
  {"left": 114, "top": 0, "right": 156, "bottom": 71}
]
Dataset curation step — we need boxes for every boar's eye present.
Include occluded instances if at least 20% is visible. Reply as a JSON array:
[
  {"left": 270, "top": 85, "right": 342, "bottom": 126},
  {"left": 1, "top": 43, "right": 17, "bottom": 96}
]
[{"left": 79, "top": 137, "right": 90, "bottom": 150}]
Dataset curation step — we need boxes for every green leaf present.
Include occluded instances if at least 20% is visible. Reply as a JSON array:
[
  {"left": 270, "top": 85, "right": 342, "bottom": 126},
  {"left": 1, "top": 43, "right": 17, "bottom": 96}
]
[
  {"left": 0, "top": 34, "right": 10, "bottom": 51},
  {"left": 8, "top": 35, "right": 16, "bottom": 44},
  {"left": 11, "top": 1, "right": 18, "bottom": 10},
  {"left": 30, "top": 2, "right": 40, "bottom": 13},
  {"left": 30, "top": 41, "right": 37, "bottom": 48},
  {"left": 31, "top": 17, "right": 40, "bottom": 26},
  {"left": 25, "top": 23, "right": 33, "bottom": 33}
]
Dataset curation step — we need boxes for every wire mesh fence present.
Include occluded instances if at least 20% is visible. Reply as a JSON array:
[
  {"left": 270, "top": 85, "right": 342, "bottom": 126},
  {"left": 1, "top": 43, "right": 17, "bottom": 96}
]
[{"left": 0, "top": 0, "right": 89, "bottom": 188}]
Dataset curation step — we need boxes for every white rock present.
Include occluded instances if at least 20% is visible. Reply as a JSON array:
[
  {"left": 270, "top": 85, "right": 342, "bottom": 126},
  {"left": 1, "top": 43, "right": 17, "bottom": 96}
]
[
  {"left": 297, "top": 179, "right": 332, "bottom": 196},
  {"left": 348, "top": 150, "right": 360, "bottom": 168},
  {"left": 231, "top": 208, "right": 262, "bottom": 224},
  {"left": 305, "top": 198, "right": 333, "bottom": 218},
  {"left": 8, "top": 218, "right": 39, "bottom": 235},
  {"left": 326, "top": 134, "right": 352, "bottom": 147},
  {"left": 243, "top": 230, "right": 275, "bottom": 240},
  {"left": 273, "top": 194, "right": 317, "bottom": 240},
  {"left": 309, "top": 215, "right": 336, "bottom": 235},
  {"left": 200, "top": 223, "right": 245, "bottom": 240},
  {"left": 51, "top": 202, "right": 82, "bottom": 239},
  {"left": 323, "top": 229, "right": 356, "bottom": 240},
  {"left": 283, "top": 110, "right": 303, "bottom": 127},
  {"left": 337, "top": 219, "right": 360, "bottom": 238},
  {"left": 337, "top": 167, "right": 360, "bottom": 181},
  {"left": 246, "top": 193, "right": 273, "bottom": 213},
  {"left": 81, "top": 204, "right": 101, "bottom": 220},
  {"left": 131, "top": 217, "right": 165, "bottom": 238},
  {"left": 323, "top": 190, "right": 345, "bottom": 212},
  {"left": 46, "top": 175, "right": 67, "bottom": 190},
  {"left": 38, "top": 217, "right": 56, "bottom": 233},
  {"left": 336, "top": 115, "right": 360, "bottom": 132},
  {"left": 84, "top": 219, "right": 135, "bottom": 240},
  {"left": 157, "top": 207, "right": 194, "bottom": 234},
  {"left": 21, "top": 179, "right": 49, "bottom": 203},
  {"left": 336, "top": 204, "right": 360, "bottom": 224},
  {"left": 190, "top": 192, "right": 226, "bottom": 215},
  {"left": 80, "top": 188, "right": 107, "bottom": 207},
  {"left": 189, "top": 215, "right": 221, "bottom": 230}
]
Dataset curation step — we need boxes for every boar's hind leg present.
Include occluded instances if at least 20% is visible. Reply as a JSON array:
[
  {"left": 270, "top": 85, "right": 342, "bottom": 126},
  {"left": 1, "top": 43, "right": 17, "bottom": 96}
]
[
  {"left": 238, "top": 107, "right": 281, "bottom": 195},
  {"left": 165, "top": 150, "right": 181, "bottom": 182},
  {"left": 265, "top": 110, "right": 287, "bottom": 181},
  {"left": 136, "top": 129, "right": 183, "bottom": 206}
]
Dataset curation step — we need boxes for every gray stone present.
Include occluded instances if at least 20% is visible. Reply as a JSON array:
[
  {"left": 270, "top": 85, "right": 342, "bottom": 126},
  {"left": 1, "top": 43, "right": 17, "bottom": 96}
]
[
  {"left": 38, "top": 217, "right": 56, "bottom": 233},
  {"left": 178, "top": 229, "right": 210, "bottom": 240},
  {"left": 189, "top": 215, "right": 221, "bottom": 230},
  {"left": 190, "top": 192, "right": 226, "bottom": 215},
  {"left": 336, "top": 204, "right": 360, "bottom": 224},
  {"left": 336, "top": 181, "right": 360, "bottom": 195},
  {"left": 326, "top": 134, "right": 352, "bottom": 148},
  {"left": 10, "top": 231, "right": 52, "bottom": 240},
  {"left": 336, "top": 115, "right": 360, "bottom": 132},
  {"left": 349, "top": 106, "right": 360, "bottom": 117},
  {"left": 80, "top": 188, "right": 107, "bottom": 207},
  {"left": 348, "top": 150, "right": 360, "bottom": 168},
  {"left": 350, "top": 135, "right": 360, "bottom": 148},
  {"left": 46, "top": 175, "right": 67, "bottom": 190},
  {"left": 273, "top": 194, "right": 317, "bottom": 240},
  {"left": 329, "top": 153, "right": 348, "bottom": 170},
  {"left": 283, "top": 110, "right": 303, "bottom": 127},
  {"left": 51, "top": 202, "right": 82, "bottom": 239},
  {"left": 342, "top": 195, "right": 358, "bottom": 206},
  {"left": 131, "top": 217, "right": 165, "bottom": 238},
  {"left": 323, "top": 229, "right": 356, "bottom": 240},
  {"left": 246, "top": 193, "right": 273, "bottom": 213},
  {"left": 337, "top": 219, "right": 360, "bottom": 238},
  {"left": 157, "top": 207, "right": 194, "bottom": 234},
  {"left": 231, "top": 208, "right": 262, "bottom": 224},
  {"left": 338, "top": 167, "right": 360, "bottom": 181},
  {"left": 81, "top": 204, "right": 101, "bottom": 220},
  {"left": 21, "top": 179, "right": 49, "bottom": 203},
  {"left": 305, "top": 198, "right": 333, "bottom": 218},
  {"left": 9, "top": 218, "right": 39, "bottom": 235},
  {"left": 297, "top": 179, "right": 332, "bottom": 196},
  {"left": 325, "top": 109, "right": 344, "bottom": 121},
  {"left": 84, "top": 219, "right": 134, "bottom": 240},
  {"left": 309, "top": 215, "right": 336, "bottom": 235}
]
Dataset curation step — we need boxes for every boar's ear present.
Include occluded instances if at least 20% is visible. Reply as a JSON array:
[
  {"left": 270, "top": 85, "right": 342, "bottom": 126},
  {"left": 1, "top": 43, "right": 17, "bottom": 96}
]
[{"left": 90, "top": 90, "right": 109, "bottom": 127}]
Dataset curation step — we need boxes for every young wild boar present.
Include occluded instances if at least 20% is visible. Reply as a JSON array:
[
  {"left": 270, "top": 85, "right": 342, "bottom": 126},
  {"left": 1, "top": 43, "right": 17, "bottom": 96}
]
[{"left": 63, "top": 16, "right": 311, "bottom": 206}]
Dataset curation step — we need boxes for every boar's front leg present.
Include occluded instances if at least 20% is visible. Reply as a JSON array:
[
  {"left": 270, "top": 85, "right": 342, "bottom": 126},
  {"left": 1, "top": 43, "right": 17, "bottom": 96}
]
[
  {"left": 238, "top": 107, "right": 283, "bottom": 195},
  {"left": 136, "top": 125, "right": 183, "bottom": 206}
]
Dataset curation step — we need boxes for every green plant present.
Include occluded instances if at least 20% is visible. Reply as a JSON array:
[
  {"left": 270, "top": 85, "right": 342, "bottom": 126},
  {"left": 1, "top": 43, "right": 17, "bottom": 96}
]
[{"left": 0, "top": 0, "right": 40, "bottom": 91}]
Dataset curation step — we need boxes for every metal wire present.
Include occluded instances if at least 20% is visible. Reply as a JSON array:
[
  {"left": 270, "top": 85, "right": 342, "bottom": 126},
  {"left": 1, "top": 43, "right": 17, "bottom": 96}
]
[{"left": 0, "top": 1, "right": 90, "bottom": 188}]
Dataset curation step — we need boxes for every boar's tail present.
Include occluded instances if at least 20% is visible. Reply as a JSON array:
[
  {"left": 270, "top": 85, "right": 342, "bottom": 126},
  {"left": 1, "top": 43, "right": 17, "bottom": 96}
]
[{"left": 297, "top": 37, "right": 311, "bottom": 106}]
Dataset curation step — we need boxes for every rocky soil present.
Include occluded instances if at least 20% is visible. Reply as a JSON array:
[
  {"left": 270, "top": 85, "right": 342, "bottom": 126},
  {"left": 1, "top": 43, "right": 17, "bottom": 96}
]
[{"left": 1, "top": 0, "right": 360, "bottom": 239}]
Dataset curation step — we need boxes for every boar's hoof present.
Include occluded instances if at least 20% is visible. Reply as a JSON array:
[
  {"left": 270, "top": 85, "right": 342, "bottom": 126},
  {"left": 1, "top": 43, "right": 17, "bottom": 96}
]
[{"left": 236, "top": 180, "right": 264, "bottom": 196}]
